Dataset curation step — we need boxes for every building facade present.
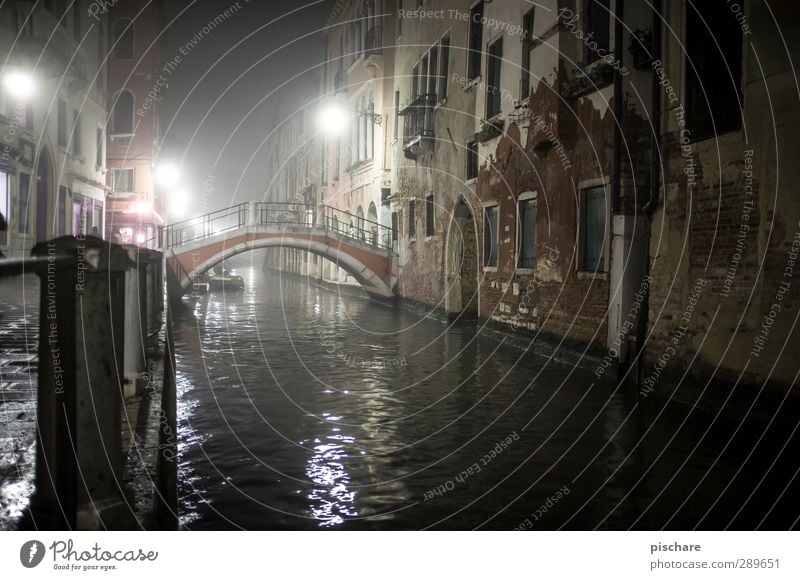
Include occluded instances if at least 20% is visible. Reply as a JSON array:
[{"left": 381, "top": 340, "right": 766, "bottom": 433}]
[
  {"left": 104, "top": 0, "right": 164, "bottom": 247},
  {"left": 262, "top": 74, "right": 322, "bottom": 276},
  {"left": 317, "top": 0, "right": 396, "bottom": 286},
  {"left": 0, "top": 1, "right": 109, "bottom": 258},
  {"left": 249, "top": 1, "right": 800, "bottom": 404}
]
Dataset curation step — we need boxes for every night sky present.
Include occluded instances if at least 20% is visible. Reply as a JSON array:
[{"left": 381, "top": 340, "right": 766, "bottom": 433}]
[{"left": 158, "top": 0, "right": 335, "bottom": 211}]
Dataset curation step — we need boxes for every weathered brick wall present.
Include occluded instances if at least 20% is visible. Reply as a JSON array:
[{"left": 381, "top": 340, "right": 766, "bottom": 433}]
[{"left": 646, "top": 2, "right": 800, "bottom": 391}]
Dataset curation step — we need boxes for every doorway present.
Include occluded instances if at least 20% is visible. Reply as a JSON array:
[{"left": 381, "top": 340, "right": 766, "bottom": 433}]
[{"left": 445, "top": 200, "right": 478, "bottom": 316}]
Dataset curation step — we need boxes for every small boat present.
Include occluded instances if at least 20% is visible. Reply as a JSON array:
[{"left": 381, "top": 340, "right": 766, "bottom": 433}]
[{"left": 207, "top": 270, "right": 245, "bottom": 291}]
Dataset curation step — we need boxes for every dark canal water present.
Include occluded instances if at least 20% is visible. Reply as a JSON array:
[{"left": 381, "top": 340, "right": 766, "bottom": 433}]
[{"left": 174, "top": 267, "right": 799, "bottom": 530}]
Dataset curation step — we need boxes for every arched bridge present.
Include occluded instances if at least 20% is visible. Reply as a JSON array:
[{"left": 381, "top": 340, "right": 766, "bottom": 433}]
[{"left": 163, "top": 202, "right": 398, "bottom": 300}]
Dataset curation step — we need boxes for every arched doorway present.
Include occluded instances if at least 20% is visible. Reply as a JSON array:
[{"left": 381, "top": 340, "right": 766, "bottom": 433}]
[
  {"left": 445, "top": 200, "right": 478, "bottom": 316},
  {"left": 35, "top": 147, "right": 52, "bottom": 242}
]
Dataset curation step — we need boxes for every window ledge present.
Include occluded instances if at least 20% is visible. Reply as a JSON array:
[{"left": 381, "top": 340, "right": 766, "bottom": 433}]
[
  {"left": 576, "top": 271, "right": 608, "bottom": 281},
  {"left": 483, "top": 266, "right": 498, "bottom": 272},
  {"left": 515, "top": 268, "right": 535, "bottom": 275}
]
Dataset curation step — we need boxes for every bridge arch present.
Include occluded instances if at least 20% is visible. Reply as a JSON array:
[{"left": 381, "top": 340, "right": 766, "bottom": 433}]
[{"left": 176, "top": 232, "right": 395, "bottom": 299}]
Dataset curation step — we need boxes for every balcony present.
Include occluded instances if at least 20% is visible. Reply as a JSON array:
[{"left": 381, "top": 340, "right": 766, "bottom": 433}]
[{"left": 399, "top": 94, "right": 435, "bottom": 159}]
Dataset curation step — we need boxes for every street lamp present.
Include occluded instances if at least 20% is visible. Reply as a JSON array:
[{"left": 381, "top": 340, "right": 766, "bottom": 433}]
[
  {"left": 154, "top": 161, "right": 180, "bottom": 189},
  {"left": 317, "top": 100, "right": 382, "bottom": 135},
  {"left": 1, "top": 69, "right": 35, "bottom": 100}
]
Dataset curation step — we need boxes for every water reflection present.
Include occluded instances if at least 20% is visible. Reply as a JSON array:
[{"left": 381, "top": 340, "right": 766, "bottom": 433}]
[
  {"left": 304, "top": 431, "right": 358, "bottom": 527},
  {"left": 175, "top": 268, "right": 800, "bottom": 530}
]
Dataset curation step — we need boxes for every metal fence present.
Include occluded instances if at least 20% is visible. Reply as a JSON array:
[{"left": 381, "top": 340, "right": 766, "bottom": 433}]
[{"left": 163, "top": 202, "right": 248, "bottom": 248}]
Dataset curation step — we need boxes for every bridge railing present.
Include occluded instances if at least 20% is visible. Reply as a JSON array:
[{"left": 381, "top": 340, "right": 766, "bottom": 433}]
[
  {"left": 254, "top": 202, "right": 317, "bottom": 228},
  {"left": 322, "top": 206, "right": 393, "bottom": 250},
  {"left": 254, "top": 202, "right": 393, "bottom": 251},
  {"left": 164, "top": 202, "right": 248, "bottom": 248},
  {"left": 163, "top": 202, "right": 394, "bottom": 253}
]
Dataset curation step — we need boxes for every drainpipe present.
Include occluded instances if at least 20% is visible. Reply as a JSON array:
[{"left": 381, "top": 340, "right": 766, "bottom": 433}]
[
  {"left": 636, "top": 0, "right": 662, "bottom": 388},
  {"left": 611, "top": 0, "right": 624, "bottom": 214}
]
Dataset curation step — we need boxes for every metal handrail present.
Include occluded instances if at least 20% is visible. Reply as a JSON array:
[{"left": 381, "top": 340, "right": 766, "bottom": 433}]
[
  {"left": 323, "top": 206, "right": 393, "bottom": 250},
  {"left": 163, "top": 202, "right": 394, "bottom": 253},
  {"left": 164, "top": 202, "right": 248, "bottom": 248},
  {"left": 254, "top": 202, "right": 317, "bottom": 227}
]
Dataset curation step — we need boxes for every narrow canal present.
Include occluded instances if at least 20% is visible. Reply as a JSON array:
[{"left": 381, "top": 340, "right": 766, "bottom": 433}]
[{"left": 174, "top": 267, "right": 798, "bottom": 530}]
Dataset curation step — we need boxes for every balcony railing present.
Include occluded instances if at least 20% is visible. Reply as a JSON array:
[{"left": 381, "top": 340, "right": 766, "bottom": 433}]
[{"left": 400, "top": 93, "right": 435, "bottom": 155}]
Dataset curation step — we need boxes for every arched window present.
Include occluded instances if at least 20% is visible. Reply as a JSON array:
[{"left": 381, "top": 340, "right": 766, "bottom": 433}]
[
  {"left": 112, "top": 18, "right": 134, "bottom": 59},
  {"left": 112, "top": 90, "right": 134, "bottom": 135}
]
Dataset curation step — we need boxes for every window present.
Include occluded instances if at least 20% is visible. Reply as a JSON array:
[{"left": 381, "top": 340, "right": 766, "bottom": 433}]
[
  {"left": 468, "top": 2, "right": 484, "bottom": 80},
  {"left": 18, "top": 173, "right": 30, "bottom": 234},
  {"left": 428, "top": 46, "right": 438, "bottom": 101},
  {"left": 112, "top": 19, "right": 134, "bottom": 59},
  {"left": 96, "top": 127, "right": 104, "bottom": 167},
  {"left": 112, "top": 90, "right": 134, "bottom": 134},
  {"left": 15, "top": 8, "right": 33, "bottom": 36},
  {"left": 420, "top": 53, "right": 429, "bottom": 97},
  {"left": 112, "top": 168, "right": 134, "bottom": 193},
  {"left": 483, "top": 205, "right": 498, "bottom": 268},
  {"left": 0, "top": 170, "right": 8, "bottom": 245},
  {"left": 72, "top": 2, "right": 81, "bottom": 38},
  {"left": 579, "top": 185, "right": 607, "bottom": 272},
  {"left": 438, "top": 35, "right": 450, "bottom": 102},
  {"left": 72, "top": 110, "right": 81, "bottom": 155},
  {"left": 92, "top": 201, "right": 102, "bottom": 234},
  {"left": 583, "top": 0, "right": 610, "bottom": 63},
  {"left": 521, "top": 9, "right": 535, "bottom": 100},
  {"left": 685, "top": 1, "right": 743, "bottom": 140},
  {"left": 58, "top": 98, "right": 67, "bottom": 147},
  {"left": 367, "top": 93, "right": 375, "bottom": 159},
  {"left": 391, "top": 211, "right": 398, "bottom": 242},
  {"left": 408, "top": 200, "right": 416, "bottom": 238},
  {"left": 467, "top": 140, "right": 479, "bottom": 180},
  {"left": 9, "top": 97, "right": 32, "bottom": 128},
  {"left": 486, "top": 38, "right": 503, "bottom": 118},
  {"left": 396, "top": 0, "right": 402, "bottom": 36},
  {"left": 426, "top": 193, "right": 434, "bottom": 236},
  {"left": 58, "top": 186, "right": 67, "bottom": 236},
  {"left": 517, "top": 196, "right": 537, "bottom": 268},
  {"left": 393, "top": 90, "right": 400, "bottom": 141},
  {"left": 411, "top": 63, "right": 419, "bottom": 99}
]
